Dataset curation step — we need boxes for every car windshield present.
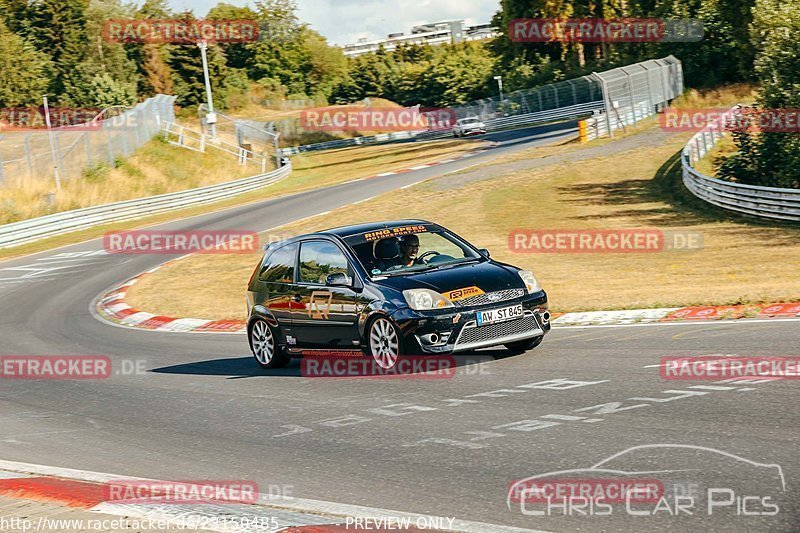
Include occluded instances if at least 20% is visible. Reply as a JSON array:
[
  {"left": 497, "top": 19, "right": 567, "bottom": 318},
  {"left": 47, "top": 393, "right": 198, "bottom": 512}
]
[
  {"left": 462, "top": 118, "right": 480, "bottom": 124},
  {"left": 343, "top": 225, "right": 482, "bottom": 277}
]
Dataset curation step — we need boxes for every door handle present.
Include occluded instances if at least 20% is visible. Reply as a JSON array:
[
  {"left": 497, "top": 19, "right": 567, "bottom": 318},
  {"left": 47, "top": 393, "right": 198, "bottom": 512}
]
[{"left": 292, "top": 294, "right": 303, "bottom": 303}]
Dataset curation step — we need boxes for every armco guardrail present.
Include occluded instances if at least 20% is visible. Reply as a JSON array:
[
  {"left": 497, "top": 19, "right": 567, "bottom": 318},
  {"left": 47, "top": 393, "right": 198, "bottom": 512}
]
[
  {"left": 278, "top": 56, "right": 681, "bottom": 155},
  {"left": 0, "top": 163, "right": 291, "bottom": 248},
  {"left": 681, "top": 106, "right": 800, "bottom": 222},
  {"left": 281, "top": 131, "right": 417, "bottom": 156},
  {"left": 281, "top": 101, "right": 604, "bottom": 154},
  {"left": 417, "top": 100, "right": 604, "bottom": 141}
]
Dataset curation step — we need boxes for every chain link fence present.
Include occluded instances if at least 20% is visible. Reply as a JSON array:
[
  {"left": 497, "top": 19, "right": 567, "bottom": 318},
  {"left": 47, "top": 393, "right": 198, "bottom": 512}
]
[
  {"left": 0, "top": 95, "right": 175, "bottom": 188},
  {"left": 276, "top": 55, "right": 683, "bottom": 152},
  {"left": 197, "top": 104, "right": 282, "bottom": 168},
  {"left": 584, "top": 56, "right": 683, "bottom": 140}
]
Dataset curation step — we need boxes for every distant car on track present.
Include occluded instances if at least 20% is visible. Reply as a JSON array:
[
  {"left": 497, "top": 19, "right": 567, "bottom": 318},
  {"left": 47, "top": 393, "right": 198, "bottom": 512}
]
[
  {"left": 246, "top": 220, "right": 550, "bottom": 369},
  {"left": 453, "top": 117, "right": 487, "bottom": 137}
]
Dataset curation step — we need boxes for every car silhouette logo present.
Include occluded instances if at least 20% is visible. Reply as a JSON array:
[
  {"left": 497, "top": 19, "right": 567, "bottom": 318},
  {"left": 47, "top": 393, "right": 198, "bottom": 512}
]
[{"left": 488, "top": 293, "right": 503, "bottom": 302}]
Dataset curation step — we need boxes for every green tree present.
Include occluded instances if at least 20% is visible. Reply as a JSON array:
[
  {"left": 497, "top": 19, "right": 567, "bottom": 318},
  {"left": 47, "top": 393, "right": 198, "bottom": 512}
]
[
  {"left": 131, "top": 0, "right": 174, "bottom": 97},
  {"left": 207, "top": 3, "right": 259, "bottom": 70},
  {"left": 0, "top": 18, "right": 52, "bottom": 106},
  {"left": 23, "top": 0, "right": 90, "bottom": 96},
  {"left": 716, "top": 0, "right": 800, "bottom": 187},
  {"left": 61, "top": 62, "right": 137, "bottom": 107}
]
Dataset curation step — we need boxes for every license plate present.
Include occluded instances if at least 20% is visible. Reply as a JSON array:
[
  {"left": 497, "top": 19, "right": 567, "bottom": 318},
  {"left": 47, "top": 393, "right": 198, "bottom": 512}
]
[{"left": 476, "top": 304, "right": 523, "bottom": 326}]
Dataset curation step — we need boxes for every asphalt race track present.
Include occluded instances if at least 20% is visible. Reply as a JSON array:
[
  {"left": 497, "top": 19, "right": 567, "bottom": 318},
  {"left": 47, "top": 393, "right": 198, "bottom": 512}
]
[{"left": 1, "top": 122, "right": 798, "bottom": 532}]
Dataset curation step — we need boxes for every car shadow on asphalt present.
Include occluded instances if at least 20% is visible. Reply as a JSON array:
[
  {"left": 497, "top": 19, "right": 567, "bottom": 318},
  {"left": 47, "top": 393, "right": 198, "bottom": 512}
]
[{"left": 149, "top": 351, "right": 515, "bottom": 379}]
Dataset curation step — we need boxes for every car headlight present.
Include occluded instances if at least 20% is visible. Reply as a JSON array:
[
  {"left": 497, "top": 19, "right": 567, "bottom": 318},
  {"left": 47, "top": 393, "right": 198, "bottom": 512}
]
[
  {"left": 518, "top": 270, "right": 542, "bottom": 294},
  {"left": 403, "top": 289, "right": 454, "bottom": 310}
]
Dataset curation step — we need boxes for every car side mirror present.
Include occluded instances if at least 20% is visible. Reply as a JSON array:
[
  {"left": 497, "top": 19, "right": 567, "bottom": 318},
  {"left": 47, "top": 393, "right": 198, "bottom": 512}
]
[
  {"left": 479, "top": 248, "right": 491, "bottom": 258},
  {"left": 325, "top": 272, "right": 352, "bottom": 287}
]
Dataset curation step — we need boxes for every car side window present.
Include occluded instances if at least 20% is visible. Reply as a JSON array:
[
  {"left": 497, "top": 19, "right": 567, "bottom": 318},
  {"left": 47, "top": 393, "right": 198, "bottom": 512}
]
[
  {"left": 299, "top": 241, "right": 352, "bottom": 284},
  {"left": 260, "top": 243, "right": 298, "bottom": 283}
]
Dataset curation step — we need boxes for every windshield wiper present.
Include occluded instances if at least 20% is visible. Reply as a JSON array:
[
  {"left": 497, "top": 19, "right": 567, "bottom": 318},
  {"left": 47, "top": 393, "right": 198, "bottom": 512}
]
[{"left": 427, "top": 258, "right": 482, "bottom": 271}]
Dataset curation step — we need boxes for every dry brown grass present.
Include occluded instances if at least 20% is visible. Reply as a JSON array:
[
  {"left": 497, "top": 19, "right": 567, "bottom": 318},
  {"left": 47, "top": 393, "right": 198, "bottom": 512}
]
[
  {"left": 127, "top": 127, "right": 800, "bottom": 320},
  {"left": 694, "top": 136, "right": 737, "bottom": 177},
  {"left": 671, "top": 84, "right": 759, "bottom": 108},
  {"left": 0, "top": 137, "right": 256, "bottom": 225},
  {"left": 0, "top": 137, "right": 484, "bottom": 261}
]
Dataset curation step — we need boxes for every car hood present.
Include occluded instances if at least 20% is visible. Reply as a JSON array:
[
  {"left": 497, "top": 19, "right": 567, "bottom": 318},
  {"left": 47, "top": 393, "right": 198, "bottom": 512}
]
[{"left": 372, "top": 260, "right": 524, "bottom": 295}]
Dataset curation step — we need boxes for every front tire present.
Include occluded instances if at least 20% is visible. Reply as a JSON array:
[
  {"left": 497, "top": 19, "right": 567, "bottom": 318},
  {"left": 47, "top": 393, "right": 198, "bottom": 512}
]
[
  {"left": 249, "top": 318, "right": 290, "bottom": 369},
  {"left": 504, "top": 335, "right": 544, "bottom": 354},
  {"left": 365, "top": 316, "right": 402, "bottom": 369}
]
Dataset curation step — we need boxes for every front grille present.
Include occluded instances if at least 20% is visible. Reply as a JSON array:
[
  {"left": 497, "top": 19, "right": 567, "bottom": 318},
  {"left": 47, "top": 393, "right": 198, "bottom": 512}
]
[
  {"left": 456, "top": 288, "right": 525, "bottom": 308},
  {"left": 455, "top": 312, "right": 540, "bottom": 347}
]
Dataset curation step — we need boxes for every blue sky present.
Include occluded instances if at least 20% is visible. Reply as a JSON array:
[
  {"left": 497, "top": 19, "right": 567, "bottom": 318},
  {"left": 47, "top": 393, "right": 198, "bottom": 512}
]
[{"left": 165, "top": 0, "right": 498, "bottom": 45}]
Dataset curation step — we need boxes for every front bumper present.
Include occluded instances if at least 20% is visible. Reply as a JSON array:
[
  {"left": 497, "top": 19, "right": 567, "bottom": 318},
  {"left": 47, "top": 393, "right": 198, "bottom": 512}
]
[{"left": 392, "top": 291, "right": 550, "bottom": 354}]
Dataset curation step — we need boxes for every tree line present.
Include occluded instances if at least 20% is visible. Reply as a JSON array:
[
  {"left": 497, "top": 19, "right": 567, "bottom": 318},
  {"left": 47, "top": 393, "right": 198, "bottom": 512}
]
[{"left": 0, "top": 0, "right": 796, "bottom": 186}]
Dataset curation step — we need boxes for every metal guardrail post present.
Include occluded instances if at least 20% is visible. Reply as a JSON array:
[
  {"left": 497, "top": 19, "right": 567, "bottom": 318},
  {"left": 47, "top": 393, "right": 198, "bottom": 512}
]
[
  {"left": 104, "top": 124, "right": 115, "bottom": 165},
  {"left": 24, "top": 135, "right": 33, "bottom": 178},
  {"left": 84, "top": 132, "right": 92, "bottom": 164},
  {"left": 591, "top": 72, "right": 614, "bottom": 139},
  {"left": 54, "top": 132, "right": 66, "bottom": 181}
]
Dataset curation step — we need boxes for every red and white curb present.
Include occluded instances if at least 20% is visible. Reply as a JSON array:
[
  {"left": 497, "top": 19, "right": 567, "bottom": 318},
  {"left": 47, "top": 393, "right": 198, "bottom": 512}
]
[
  {"left": 353, "top": 142, "right": 498, "bottom": 181},
  {"left": 0, "top": 460, "right": 542, "bottom": 533},
  {"left": 552, "top": 302, "right": 800, "bottom": 325},
  {"left": 96, "top": 256, "right": 248, "bottom": 334}
]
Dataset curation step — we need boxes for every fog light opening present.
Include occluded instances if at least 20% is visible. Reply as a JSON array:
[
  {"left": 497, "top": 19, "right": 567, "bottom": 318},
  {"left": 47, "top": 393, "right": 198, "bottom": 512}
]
[{"left": 419, "top": 332, "right": 449, "bottom": 346}]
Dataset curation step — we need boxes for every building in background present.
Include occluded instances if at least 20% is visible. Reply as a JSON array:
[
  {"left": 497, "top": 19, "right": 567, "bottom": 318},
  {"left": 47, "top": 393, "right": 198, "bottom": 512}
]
[{"left": 342, "top": 20, "right": 498, "bottom": 57}]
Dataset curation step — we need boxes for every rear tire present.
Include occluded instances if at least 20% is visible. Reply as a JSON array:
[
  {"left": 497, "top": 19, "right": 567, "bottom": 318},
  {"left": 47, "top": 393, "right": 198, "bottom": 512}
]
[
  {"left": 249, "top": 318, "right": 290, "bottom": 369},
  {"left": 504, "top": 335, "right": 544, "bottom": 354}
]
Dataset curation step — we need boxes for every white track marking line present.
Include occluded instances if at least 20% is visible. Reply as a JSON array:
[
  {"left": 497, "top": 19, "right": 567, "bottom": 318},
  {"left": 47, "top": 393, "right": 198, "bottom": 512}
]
[
  {"left": 352, "top": 196, "right": 377, "bottom": 205},
  {"left": 558, "top": 317, "right": 800, "bottom": 330},
  {"left": 0, "top": 460, "right": 547, "bottom": 533}
]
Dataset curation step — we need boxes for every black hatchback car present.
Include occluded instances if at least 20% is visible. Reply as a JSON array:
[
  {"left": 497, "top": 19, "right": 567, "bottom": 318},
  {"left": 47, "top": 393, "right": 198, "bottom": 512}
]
[{"left": 246, "top": 220, "right": 550, "bottom": 369}]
